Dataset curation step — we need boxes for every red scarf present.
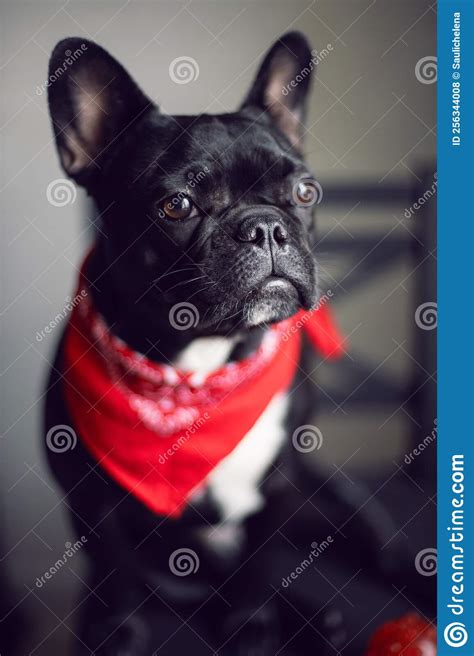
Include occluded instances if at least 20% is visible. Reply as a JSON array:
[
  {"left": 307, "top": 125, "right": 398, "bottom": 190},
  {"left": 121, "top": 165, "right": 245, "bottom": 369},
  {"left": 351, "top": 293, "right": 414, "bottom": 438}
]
[{"left": 63, "top": 255, "right": 345, "bottom": 518}]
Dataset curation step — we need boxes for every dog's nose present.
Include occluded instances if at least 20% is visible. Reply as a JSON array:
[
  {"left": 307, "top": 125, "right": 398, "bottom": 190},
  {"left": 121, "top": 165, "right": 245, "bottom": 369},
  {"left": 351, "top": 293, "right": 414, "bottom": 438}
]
[{"left": 235, "top": 216, "right": 288, "bottom": 248}]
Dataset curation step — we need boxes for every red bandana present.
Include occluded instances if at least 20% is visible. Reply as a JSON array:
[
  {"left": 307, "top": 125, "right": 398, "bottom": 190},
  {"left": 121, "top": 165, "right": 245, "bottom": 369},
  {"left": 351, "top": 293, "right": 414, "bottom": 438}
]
[{"left": 63, "top": 255, "right": 345, "bottom": 518}]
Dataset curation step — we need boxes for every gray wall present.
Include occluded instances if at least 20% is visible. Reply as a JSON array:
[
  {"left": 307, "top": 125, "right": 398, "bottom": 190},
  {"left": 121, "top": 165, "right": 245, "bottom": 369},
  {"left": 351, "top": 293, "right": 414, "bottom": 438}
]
[{"left": 1, "top": 1, "right": 436, "bottom": 653}]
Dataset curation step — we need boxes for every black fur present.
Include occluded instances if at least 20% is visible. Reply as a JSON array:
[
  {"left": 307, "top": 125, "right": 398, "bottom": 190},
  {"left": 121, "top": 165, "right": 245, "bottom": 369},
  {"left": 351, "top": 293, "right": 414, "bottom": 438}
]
[
  {"left": 44, "top": 34, "right": 404, "bottom": 655},
  {"left": 47, "top": 34, "right": 319, "bottom": 359}
]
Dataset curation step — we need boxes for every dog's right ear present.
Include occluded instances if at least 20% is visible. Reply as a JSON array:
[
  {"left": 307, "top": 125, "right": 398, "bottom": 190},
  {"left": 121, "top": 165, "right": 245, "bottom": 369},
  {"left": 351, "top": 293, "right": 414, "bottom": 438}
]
[{"left": 48, "top": 38, "right": 152, "bottom": 187}]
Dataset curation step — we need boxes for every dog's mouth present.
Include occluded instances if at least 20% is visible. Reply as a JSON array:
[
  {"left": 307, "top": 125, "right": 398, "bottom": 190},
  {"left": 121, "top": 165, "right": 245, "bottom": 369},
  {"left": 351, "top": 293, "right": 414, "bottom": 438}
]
[
  {"left": 189, "top": 272, "right": 313, "bottom": 333},
  {"left": 242, "top": 275, "right": 302, "bottom": 327},
  {"left": 144, "top": 254, "right": 317, "bottom": 334},
  {"left": 259, "top": 275, "right": 296, "bottom": 291}
]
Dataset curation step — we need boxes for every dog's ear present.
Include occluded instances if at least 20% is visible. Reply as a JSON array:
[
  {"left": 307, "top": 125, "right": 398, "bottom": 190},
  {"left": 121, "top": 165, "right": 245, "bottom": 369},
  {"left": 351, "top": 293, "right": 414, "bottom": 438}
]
[
  {"left": 48, "top": 38, "right": 152, "bottom": 186},
  {"left": 241, "top": 31, "right": 314, "bottom": 150}
]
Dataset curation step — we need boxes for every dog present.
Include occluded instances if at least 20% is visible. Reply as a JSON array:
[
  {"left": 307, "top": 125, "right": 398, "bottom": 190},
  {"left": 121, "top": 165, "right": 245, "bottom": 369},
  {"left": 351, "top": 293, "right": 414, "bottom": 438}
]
[{"left": 44, "top": 32, "right": 399, "bottom": 656}]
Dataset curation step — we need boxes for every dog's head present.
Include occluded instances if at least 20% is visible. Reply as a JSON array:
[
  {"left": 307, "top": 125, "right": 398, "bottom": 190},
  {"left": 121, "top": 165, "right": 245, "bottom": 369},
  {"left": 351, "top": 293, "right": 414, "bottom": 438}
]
[{"left": 48, "top": 33, "right": 320, "bottom": 338}]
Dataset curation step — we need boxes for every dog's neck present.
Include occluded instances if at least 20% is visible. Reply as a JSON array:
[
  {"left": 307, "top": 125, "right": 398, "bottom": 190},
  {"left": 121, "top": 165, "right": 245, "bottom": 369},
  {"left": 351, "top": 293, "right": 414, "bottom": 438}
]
[{"left": 87, "top": 243, "right": 267, "bottom": 373}]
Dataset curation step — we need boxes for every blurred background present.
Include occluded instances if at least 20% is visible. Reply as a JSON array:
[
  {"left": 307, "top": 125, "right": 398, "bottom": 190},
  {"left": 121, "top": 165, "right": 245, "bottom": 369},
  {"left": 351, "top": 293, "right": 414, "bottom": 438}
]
[{"left": 1, "top": 1, "right": 436, "bottom": 654}]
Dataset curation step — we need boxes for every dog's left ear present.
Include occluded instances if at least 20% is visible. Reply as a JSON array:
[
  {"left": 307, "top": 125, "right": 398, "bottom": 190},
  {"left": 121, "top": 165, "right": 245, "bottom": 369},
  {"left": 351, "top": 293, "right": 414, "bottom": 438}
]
[{"left": 241, "top": 31, "right": 314, "bottom": 150}]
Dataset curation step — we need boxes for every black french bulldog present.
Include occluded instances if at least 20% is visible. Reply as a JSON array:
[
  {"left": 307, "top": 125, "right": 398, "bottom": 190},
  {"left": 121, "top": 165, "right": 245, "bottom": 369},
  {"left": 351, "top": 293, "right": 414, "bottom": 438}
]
[{"left": 44, "top": 32, "right": 401, "bottom": 656}]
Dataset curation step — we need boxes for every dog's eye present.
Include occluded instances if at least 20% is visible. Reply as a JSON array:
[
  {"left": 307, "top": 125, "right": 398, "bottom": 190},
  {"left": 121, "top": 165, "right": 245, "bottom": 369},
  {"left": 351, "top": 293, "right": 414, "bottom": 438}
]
[
  {"left": 293, "top": 180, "right": 321, "bottom": 207},
  {"left": 159, "top": 195, "right": 197, "bottom": 220}
]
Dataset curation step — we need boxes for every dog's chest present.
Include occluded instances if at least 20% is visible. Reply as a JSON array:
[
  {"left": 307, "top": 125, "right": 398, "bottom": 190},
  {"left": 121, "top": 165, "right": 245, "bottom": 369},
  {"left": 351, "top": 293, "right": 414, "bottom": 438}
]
[
  {"left": 176, "top": 336, "right": 290, "bottom": 523},
  {"left": 192, "top": 392, "right": 290, "bottom": 523}
]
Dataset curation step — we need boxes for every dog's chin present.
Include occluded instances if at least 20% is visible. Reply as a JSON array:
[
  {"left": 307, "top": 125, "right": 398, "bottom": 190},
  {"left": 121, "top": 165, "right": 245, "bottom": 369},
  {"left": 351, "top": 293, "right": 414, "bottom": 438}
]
[
  {"left": 195, "top": 277, "right": 315, "bottom": 334},
  {"left": 242, "top": 277, "right": 302, "bottom": 328}
]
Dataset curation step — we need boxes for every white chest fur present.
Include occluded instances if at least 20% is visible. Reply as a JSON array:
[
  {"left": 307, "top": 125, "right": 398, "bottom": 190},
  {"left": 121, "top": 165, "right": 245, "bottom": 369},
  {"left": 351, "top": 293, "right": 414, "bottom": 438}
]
[
  {"left": 174, "top": 336, "right": 290, "bottom": 524},
  {"left": 202, "top": 392, "right": 290, "bottom": 522}
]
